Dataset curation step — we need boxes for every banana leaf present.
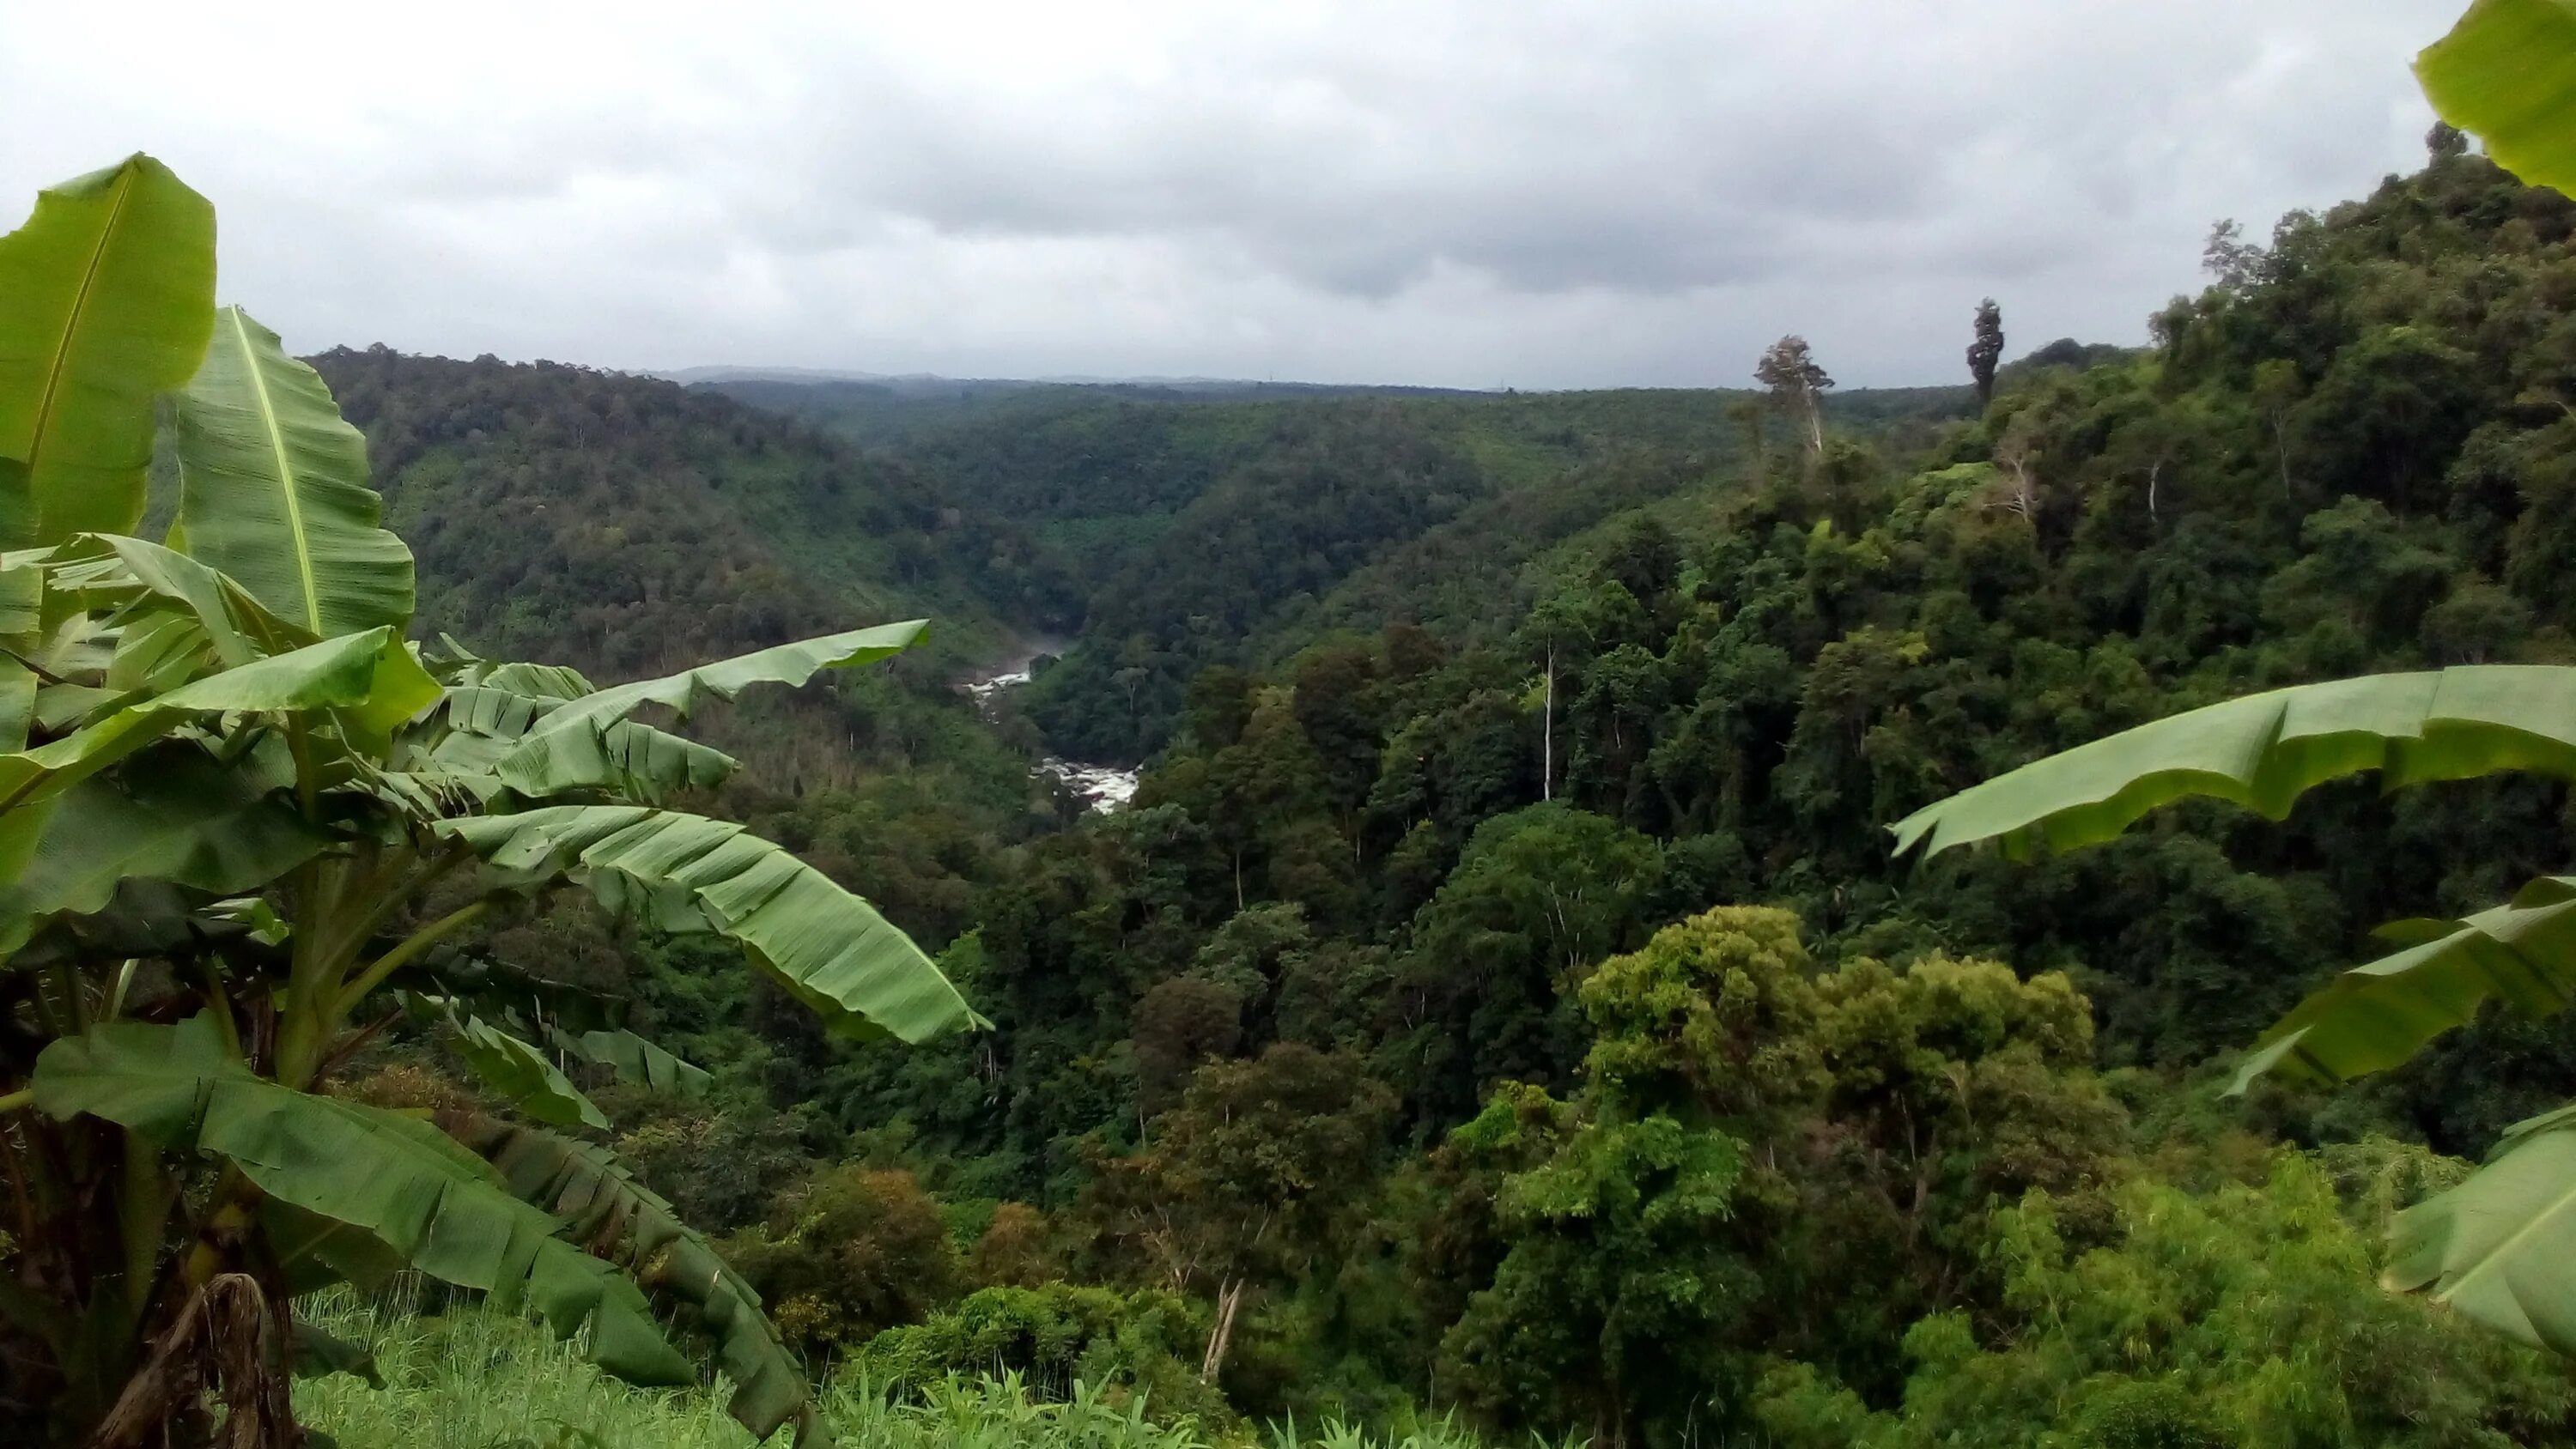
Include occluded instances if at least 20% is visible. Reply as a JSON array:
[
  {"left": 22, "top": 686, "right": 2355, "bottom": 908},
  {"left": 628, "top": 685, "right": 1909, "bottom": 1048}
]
[
  {"left": 2418, "top": 0, "right": 2576, "bottom": 197},
  {"left": 0, "top": 738, "right": 325, "bottom": 955},
  {"left": 0, "top": 625, "right": 434, "bottom": 815},
  {"left": 438, "top": 685, "right": 738, "bottom": 803},
  {"left": 174, "top": 307, "right": 414, "bottom": 638},
  {"left": 2387, "top": 1102, "right": 2576, "bottom": 1354},
  {"left": 444, "top": 1114, "right": 825, "bottom": 1446},
  {"left": 73, "top": 532, "right": 314, "bottom": 666},
  {"left": 1892, "top": 666, "right": 2576, "bottom": 860},
  {"left": 2231, "top": 877, "right": 2576, "bottom": 1093},
  {"left": 404, "top": 993, "right": 607, "bottom": 1131},
  {"left": 488, "top": 621, "right": 924, "bottom": 795},
  {"left": 552, "top": 1027, "right": 711, "bottom": 1099},
  {"left": 0, "top": 155, "right": 216, "bottom": 549},
  {"left": 33, "top": 1014, "right": 693, "bottom": 1387},
  {"left": 437, "top": 805, "right": 981, "bottom": 1043}
]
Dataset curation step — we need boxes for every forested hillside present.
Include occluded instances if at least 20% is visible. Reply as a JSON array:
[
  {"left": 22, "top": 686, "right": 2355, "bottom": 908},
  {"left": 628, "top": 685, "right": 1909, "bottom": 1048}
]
[
  {"left": 290, "top": 350, "right": 1084, "bottom": 949},
  {"left": 725, "top": 377, "right": 1971, "bottom": 758},
  {"left": 310, "top": 349, "right": 1081, "bottom": 675},
  {"left": 21, "top": 21, "right": 2576, "bottom": 1441},
  {"left": 267, "top": 130, "right": 2576, "bottom": 1448}
]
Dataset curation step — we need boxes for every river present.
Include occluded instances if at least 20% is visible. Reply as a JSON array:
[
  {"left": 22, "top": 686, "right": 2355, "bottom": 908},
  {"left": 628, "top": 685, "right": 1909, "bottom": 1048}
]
[{"left": 962, "top": 652, "right": 1139, "bottom": 812}]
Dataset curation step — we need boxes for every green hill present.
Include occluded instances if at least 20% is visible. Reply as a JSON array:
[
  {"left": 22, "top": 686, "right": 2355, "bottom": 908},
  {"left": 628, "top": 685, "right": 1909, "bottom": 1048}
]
[{"left": 310, "top": 347, "right": 1080, "bottom": 677}]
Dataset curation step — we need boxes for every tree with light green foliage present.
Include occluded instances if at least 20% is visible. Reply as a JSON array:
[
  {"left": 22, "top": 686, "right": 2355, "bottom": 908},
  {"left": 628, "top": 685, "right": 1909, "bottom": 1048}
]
[
  {"left": 1436, "top": 906, "right": 2132, "bottom": 1445},
  {"left": 0, "top": 157, "right": 975, "bottom": 1446},
  {"left": 1754, "top": 1155, "right": 2576, "bottom": 1448}
]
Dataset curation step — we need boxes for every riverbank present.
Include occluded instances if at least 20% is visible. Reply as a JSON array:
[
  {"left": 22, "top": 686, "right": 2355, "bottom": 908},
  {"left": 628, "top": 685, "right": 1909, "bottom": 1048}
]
[{"left": 961, "top": 646, "right": 1139, "bottom": 812}]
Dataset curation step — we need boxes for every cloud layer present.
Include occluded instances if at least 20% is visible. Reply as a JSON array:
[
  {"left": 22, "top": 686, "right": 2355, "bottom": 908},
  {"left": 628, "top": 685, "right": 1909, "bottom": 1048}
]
[{"left": 4, "top": 2, "right": 2457, "bottom": 387}]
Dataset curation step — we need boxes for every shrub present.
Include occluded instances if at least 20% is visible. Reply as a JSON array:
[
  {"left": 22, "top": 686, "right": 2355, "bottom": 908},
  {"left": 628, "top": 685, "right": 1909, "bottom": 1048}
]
[
  {"left": 971, "top": 1202, "right": 1063, "bottom": 1288},
  {"left": 860, "top": 1282, "right": 1229, "bottom": 1426},
  {"left": 726, "top": 1166, "right": 962, "bottom": 1353}
]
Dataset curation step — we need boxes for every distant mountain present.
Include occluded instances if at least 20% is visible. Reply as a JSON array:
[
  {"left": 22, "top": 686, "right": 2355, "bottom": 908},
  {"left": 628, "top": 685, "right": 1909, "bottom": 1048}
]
[
  {"left": 669, "top": 363, "right": 1503, "bottom": 402},
  {"left": 711, "top": 373, "right": 1978, "bottom": 758},
  {"left": 654, "top": 364, "right": 898, "bottom": 385}
]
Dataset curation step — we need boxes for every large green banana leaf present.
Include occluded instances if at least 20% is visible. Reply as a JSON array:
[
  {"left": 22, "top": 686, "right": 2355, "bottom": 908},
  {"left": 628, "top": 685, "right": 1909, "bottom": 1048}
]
[
  {"left": 0, "top": 155, "right": 216, "bottom": 549},
  {"left": 0, "top": 553, "right": 40, "bottom": 641},
  {"left": 1891, "top": 666, "right": 2576, "bottom": 859},
  {"left": 0, "top": 625, "right": 435, "bottom": 815},
  {"left": 443, "top": 1113, "right": 824, "bottom": 1447},
  {"left": 489, "top": 621, "right": 925, "bottom": 793},
  {"left": 108, "top": 613, "right": 206, "bottom": 696},
  {"left": 552, "top": 1026, "right": 711, "bottom": 1098},
  {"left": 438, "top": 684, "right": 738, "bottom": 803},
  {"left": 0, "top": 739, "right": 325, "bottom": 955},
  {"left": 2387, "top": 1105, "right": 2576, "bottom": 1354},
  {"left": 474, "top": 661, "right": 595, "bottom": 700},
  {"left": 404, "top": 994, "right": 606, "bottom": 1131},
  {"left": 435, "top": 805, "right": 981, "bottom": 1042},
  {"left": 0, "top": 657, "right": 31, "bottom": 754},
  {"left": 2230, "top": 876, "right": 2576, "bottom": 1094},
  {"left": 33, "top": 1014, "right": 693, "bottom": 1386},
  {"left": 65, "top": 533, "right": 311, "bottom": 668},
  {"left": 2418, "top": 0, "right": 2576, "bottom": 196},
  {"left": 174, "top": 307, "right": 415, "bottom": 637},
  {"left": 267, "top": 1198, "right": 406, "bottom": 1297}
]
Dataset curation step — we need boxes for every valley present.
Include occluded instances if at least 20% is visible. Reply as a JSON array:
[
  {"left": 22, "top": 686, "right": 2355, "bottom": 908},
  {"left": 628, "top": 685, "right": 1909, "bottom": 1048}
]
[
  {"left": 963, "top": 645, "right": 1141, "bottom": 810},
  {"left": 12, "top": 12, "right": 2576, "bottom": 1444},
  {"left": 255, "top": 132, "right": 2576, "bottom": 1446}
]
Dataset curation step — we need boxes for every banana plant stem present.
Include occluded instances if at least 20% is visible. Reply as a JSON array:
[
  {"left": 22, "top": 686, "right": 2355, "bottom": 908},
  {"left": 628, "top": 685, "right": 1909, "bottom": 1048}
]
[{"left": 333, "top": 899, "right": 492, "bottom": 1020}]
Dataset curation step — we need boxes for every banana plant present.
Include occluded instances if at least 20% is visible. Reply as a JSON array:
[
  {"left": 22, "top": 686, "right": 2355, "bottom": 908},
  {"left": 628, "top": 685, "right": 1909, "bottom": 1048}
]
[{"left": 0, "top": 157, "right": 979, "bottom": 1447}]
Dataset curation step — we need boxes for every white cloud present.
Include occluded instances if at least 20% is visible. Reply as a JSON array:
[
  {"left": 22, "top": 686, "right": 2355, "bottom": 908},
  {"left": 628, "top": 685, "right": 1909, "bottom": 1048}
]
[{"left": 2, "top": 0, "right": 2458, "bottom": 387}]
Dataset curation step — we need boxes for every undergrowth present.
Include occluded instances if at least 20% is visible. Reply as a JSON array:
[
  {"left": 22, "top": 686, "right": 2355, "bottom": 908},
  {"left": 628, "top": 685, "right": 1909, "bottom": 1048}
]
[{"left": 294, "top": 1293, "right": 1509, "bottom": 1449}]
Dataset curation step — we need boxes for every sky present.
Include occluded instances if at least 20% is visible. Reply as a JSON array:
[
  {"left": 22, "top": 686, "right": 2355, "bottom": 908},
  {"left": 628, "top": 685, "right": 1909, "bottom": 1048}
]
[{"left": 3, "top": 1, "right": 2462, "bottom": 390}]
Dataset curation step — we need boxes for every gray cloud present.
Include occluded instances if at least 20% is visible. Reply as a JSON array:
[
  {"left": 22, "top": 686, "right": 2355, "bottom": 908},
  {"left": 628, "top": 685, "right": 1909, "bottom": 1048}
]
[{"left": 2, "top": 1, "right": 2458, "bottom": 388}]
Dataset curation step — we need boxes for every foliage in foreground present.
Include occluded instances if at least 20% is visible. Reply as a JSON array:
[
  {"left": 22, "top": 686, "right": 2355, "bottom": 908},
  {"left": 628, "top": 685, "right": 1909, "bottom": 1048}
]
[
  {"left": 0, "top": 155, "right": 972, "bottom": 1446},
  {"left": 1755, "top": 1152, "right": 2576, "bottom": 1448},
  {"left": 295, "top": 1293, "right": 1494, "bottom": 1449}
]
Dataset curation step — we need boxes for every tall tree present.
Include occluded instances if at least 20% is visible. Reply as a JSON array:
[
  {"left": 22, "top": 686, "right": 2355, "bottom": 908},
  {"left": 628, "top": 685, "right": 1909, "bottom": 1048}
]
[
  {"left": 1966, "top": 299, "right": 2004, "bottom": 409},
  {"left": 1755, "top": 335, "right": 1834, "bottom": 463},
  {"left": 1082, "top": 1045, "right": 1394, "bottom": 1381}
]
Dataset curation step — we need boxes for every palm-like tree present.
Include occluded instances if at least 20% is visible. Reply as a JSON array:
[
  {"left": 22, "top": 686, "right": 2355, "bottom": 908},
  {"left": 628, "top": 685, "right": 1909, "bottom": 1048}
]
[{"left": 0, "top": 155, "right": 975, "bottom": 1446}]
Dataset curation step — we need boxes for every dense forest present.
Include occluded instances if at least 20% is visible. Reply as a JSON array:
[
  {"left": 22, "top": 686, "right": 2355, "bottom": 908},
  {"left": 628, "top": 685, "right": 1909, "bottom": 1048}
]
[
  {"left": 15, "top": 8, "right": 2576, "bottom": 1446},
  {"left": 250, "top": 130, "right": 2576, "bottom": 1446}
]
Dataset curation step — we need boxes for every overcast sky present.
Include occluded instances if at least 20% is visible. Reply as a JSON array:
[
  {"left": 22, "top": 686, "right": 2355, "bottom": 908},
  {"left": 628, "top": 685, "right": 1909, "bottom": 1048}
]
[{"left": 4, "top": 2, "right": 2460, "bottom": 390}]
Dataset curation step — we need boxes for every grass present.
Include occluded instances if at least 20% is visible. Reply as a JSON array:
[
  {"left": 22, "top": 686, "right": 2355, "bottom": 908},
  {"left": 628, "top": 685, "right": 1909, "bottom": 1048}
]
[{"left": 295, "top": 1293, "right": 1506, "bottom": 1449}]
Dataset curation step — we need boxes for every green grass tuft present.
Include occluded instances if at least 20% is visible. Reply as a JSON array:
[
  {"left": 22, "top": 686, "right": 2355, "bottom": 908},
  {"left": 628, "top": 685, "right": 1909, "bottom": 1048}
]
[{"left": 295, "top": 1294, "right": 1510, "bottom": 1449}]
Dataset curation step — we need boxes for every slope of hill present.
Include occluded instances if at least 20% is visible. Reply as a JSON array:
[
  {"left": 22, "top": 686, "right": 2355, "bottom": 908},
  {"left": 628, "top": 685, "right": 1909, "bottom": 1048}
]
[
  {"left": 310, "top": 348, "right": 1079, "bottom": 678},
  {"left": 295, "top": 350, "right": 1082, "bottom": 943}
]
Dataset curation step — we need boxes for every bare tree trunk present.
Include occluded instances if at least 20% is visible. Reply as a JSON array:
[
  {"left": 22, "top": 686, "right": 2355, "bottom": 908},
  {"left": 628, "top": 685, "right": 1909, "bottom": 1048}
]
[
  {"left": 1200, "top": 1277, "right": 1248, "bottom": 1381},
  {"left": 1541, "top": 644, "right": 1555, "bottom": 803}
]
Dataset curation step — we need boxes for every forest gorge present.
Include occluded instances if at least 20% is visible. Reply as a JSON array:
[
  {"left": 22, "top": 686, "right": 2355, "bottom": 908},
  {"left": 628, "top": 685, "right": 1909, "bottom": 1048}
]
[{"left": 14, "top": 3, "right": 2576, "bottom": 1446}]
